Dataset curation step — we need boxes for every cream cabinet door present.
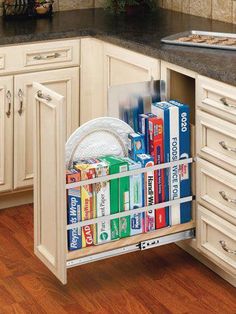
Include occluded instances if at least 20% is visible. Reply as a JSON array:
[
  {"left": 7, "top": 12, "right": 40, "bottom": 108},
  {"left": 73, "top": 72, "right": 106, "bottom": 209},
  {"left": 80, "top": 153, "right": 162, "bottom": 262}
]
[
  {"left": 33, "top": 82, "right": 67, "bottom": 284},
  {"left": 80, "top": 40, "right": 160, "bottom": 124},
  {"left": 0, "top": 76, "right": 13, "bottom": 192},
  {"left": 104, "top": 43, "right": 160, "bottom": 113},
  {"left": 14, "top": 67, "right": 79, "bottom": 190}
]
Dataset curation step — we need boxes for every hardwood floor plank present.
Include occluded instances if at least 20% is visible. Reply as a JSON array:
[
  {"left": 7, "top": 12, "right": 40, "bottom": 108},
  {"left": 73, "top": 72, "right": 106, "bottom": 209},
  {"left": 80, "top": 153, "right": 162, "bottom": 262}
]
[
  {"left": 0, "top": 303, "right": 26, "bottom": 314},
  {"left": 18, "top": 273, "right": 68, "bottom": 313},
  {"left": 127, "top": 286, "right": 172, "bottom": 314}
]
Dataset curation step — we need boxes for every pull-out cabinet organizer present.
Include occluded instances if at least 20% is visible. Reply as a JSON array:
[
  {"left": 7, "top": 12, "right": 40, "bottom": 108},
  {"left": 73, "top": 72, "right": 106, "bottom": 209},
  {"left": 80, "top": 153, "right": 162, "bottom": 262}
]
[{"left": 33, "top": 82, "right": 195, "bottom": 284}]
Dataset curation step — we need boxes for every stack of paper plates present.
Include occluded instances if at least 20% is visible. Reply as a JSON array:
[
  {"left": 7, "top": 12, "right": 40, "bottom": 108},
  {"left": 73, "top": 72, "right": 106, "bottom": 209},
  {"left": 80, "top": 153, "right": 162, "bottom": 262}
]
[{"left": 65, "top": 117, "right": 134, "bottom": 169}]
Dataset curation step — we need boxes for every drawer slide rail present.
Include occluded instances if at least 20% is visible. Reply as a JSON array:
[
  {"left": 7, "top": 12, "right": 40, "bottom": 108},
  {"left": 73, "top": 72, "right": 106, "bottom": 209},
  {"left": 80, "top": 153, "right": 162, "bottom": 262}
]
[{"left": 66, "top": 229, "right": 195, "bottom": 268}]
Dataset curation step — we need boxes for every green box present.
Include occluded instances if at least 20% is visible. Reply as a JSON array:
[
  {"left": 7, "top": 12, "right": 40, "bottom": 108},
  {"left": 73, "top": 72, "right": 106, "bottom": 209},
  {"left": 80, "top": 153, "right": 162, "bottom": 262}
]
[{"left": 100, "top": 156, "right": 130, "bottom": 239}]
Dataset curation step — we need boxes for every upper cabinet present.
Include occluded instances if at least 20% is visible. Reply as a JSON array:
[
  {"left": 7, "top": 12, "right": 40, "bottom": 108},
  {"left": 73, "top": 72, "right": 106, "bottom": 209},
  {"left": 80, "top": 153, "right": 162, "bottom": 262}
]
[
  {"left": 0, "top": 76, "right": 13, "bottom": 193},
  {"left": 14, "top": 67, "right": 79, "bottom": 190}
]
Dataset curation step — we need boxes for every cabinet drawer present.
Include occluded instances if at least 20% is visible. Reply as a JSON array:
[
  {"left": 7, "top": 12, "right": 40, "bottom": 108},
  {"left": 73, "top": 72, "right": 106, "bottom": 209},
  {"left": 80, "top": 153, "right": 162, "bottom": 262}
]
[
  {"left": 197, "top": 205, "right": 236, "bottom": 276},
  {"left": 0, "top": 39, "right": 80, "bottom": 74},
  {"left": 197, "top": 76, "right": 236, "bottom": 124},
  {"left": 24, "top": 44, "right": 76, "bottom": 68},
  {"left": 196, "top": 110, "right": 236, "bottom": 174},
  {"left": 197, "top": 158, "right": 236, "bottom": 225}
]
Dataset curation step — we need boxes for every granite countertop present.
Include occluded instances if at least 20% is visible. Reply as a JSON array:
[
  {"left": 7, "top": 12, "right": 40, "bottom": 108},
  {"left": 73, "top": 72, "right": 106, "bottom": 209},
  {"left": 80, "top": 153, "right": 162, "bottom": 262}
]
[{"left": 1, "top": 8, "right": 236, "bottom": 86}]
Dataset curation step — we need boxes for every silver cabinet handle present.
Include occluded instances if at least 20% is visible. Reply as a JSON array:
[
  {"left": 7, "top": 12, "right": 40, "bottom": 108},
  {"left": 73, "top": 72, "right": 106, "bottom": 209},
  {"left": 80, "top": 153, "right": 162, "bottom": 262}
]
[
  {"left": 219, "top": 191, "right": 236, "bottom": 204},
  {"left": 33, "top": 52, "right": 60, "bottom": 60},
  {"left": 6, "top": 90, "right": 11, "bottom": 118},
  {"left": 219, "top": 141, "right": 236, "bottom": 153},
  {"left": 37, "top": 90, "right": 52, "bottom": 102},
  {"left": 219, "top": 240, "right": 236, "bottom": 255},
  {"left": 18, "top": 89, "right": 23, "bottom": 116},
  {"left": 220, "top": 97, "right": 236, "bottom": 109}
]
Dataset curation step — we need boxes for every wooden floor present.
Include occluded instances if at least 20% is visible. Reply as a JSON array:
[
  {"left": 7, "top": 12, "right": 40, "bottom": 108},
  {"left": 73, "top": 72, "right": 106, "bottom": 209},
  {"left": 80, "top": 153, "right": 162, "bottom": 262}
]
[{"left": 0, "top": 205, "right": 235, "bottom": 314}]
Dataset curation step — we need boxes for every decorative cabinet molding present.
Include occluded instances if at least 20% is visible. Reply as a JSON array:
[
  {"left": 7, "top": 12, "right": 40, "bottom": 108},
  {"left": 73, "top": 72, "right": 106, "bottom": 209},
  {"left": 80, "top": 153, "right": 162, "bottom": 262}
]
[
  {"left": 0, "top": 76, "right": 13, "bottom": 192},
  {"left": 197, "top": 158, "right": 236, "bottom": 225},
  {"left": 197, "top": 75, "right": 236, "bottom": 124},
  {"left": 197, "top": 205, "right": 236, "bottom": 277},
  {"left": 196, "top": 110, "right": 236, "bottom": 174}
]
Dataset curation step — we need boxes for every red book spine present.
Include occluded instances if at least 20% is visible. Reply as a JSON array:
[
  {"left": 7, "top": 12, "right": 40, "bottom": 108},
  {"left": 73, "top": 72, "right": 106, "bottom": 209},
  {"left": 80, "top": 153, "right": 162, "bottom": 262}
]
[{"left": 149, "top": 117, "right": 167, "bottom": 229}]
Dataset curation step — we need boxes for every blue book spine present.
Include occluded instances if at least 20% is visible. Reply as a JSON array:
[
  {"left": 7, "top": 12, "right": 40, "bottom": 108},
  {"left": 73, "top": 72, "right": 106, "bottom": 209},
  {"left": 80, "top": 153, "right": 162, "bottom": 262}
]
[
  {"left": 169, "top": 100, "right": 191, "bottom": 223},
  {"left": 67, "top": 189, "right": 82, "bottom": 250},
  {"left": 138, "top": 114, "right": 149, "bottom": 154}
]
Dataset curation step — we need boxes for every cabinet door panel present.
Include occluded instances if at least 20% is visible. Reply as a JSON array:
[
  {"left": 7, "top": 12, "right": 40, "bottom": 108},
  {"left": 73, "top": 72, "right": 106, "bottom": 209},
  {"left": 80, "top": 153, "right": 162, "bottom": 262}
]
[
  {"left": 0, "top": 76, "right": 13, "bottom": 192},
  {"left": 104, "top": 43, "right": 160, "bottom": 115},
  {"left": 33, "top": 82, "right": 67, "bottom": 284},
  {"left": 14, "top": 67, "right": 79, "bottom": 189}
]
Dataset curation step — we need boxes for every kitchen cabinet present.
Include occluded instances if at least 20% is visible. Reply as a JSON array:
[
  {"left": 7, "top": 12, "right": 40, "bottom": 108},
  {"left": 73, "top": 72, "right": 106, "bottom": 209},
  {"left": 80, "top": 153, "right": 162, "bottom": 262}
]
[
  {"left": 0, "top": 37, "right": 235, "bottom": 287},
  {"left": 0, "top": 39, "right": 80, "bottom": 205},
  {"left": 14, "top": 68, "right": 79, "bottom": 189},
  {"left": 80, "top": 40, "right": 160, "bottom": 124},
  {"left": 104, "top": 43, "right": 160, "bottom": 108},
  {"left": 0, "top": 76, "right": 13, "bottom": 193},
  {"left": 104, "top": 43, "right": 160, "bottom": 86}
]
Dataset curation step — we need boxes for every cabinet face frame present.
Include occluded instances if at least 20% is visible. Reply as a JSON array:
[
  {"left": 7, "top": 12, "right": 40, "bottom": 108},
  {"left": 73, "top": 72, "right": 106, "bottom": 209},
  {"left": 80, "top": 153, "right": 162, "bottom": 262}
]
[
  {"left": 80, "top": 38, "right": 105, "bottom": 124},
  {"left": 0, "top": 76, "right": 13, "bottom": 193},
  {"left": 13, "top": 67, "right": 80, "bottom": 190}
]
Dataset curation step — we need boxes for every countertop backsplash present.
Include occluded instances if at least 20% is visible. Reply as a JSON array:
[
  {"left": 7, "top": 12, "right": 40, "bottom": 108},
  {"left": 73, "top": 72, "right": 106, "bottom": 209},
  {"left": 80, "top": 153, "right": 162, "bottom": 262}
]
[
  {"left": 0, "top": 0, "right": 106, "bottom": 15},
  {"left": 157, "top": 0, "right": 236, "bottom": 24},
  {"left": 0, "top": 0, "right": 235, "bottom": 25}
]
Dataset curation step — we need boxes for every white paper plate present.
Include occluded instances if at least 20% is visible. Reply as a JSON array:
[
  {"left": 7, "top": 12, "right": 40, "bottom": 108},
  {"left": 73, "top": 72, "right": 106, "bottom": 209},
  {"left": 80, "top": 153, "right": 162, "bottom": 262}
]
[{"left": 65, "top": 117, "right": 134, "bottom": 169}]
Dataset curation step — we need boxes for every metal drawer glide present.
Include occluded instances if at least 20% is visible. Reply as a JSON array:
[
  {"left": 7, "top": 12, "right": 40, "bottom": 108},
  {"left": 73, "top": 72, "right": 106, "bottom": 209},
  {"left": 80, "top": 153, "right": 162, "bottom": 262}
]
[
  {"left": 140, "top": 229, "right": 195, "bottom": 250},
  {"left": 67, "top": 229, "right": 195, "bottom": 268}
]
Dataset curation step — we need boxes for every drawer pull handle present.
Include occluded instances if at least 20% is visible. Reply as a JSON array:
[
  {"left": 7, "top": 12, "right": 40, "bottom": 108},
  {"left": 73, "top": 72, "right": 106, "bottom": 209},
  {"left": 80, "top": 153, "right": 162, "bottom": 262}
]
[
  {"left": 220, "top": 97, "right": 236, "bottom": 109},
  {"left": 18, "top": 89, "right": 23, "bottom": 116},
  {"left": 219, "top": 141, "right": 236, "bottom": 153},
  {"left": 37, "top": 90, "right": 52, "bottom": 102},
  {"left": 33, "top": 52, "right": 60, "bottom": 60},
  {"left": 219, "top": 191, "right": 236, "bottom": 204},
  {"left": 219, "top": 241, "right": 236, "bottom": 255},
  {"left": 6, "top": 90, "right": 11, "bottom": 118}
]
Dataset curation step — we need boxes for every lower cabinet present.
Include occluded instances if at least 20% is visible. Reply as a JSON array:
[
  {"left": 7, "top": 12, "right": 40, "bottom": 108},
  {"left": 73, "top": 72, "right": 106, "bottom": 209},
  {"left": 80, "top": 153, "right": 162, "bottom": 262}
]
[
  {"left": 13, "top": 67, "right": 80, "bottom": 190},
  {"left": 0, "top": 76, "right": 13, "bottom": 193},
  {"left": 80, "top": 39, "right": 160, "bottom": 124},
  {"left": 197, "top": 205, "right": 236, "bottom": 277}
]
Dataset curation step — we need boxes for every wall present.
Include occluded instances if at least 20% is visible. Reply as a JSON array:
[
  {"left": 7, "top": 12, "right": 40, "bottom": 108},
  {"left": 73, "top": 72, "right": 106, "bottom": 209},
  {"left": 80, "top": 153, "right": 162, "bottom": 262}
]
[
  {"left": 0, "top": 0, "right": 235, "bottom": 24},
  {"left": 53, "top": 0, "right": 106, "bottom": 11},
  {"left": 157, "top": 0, "right": 236, "bottom": 24},
  {"left": 0, "top": 0, "right": 106, "bottom": 14}
]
